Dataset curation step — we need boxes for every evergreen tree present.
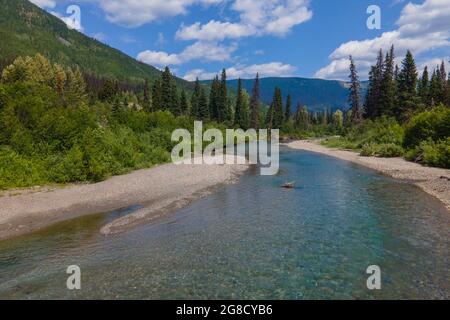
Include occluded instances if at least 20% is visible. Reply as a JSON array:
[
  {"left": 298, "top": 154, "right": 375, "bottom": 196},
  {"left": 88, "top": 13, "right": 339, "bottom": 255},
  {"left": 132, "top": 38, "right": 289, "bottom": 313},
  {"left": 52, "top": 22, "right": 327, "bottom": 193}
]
[
  {"left": 152, "top": 79, "right": 162, "bottom": 110},
  {"left": 209, "top": 76, "right": 220, "bottom": 121},
  {"left": 270, "top": 87, "right": 284, "bottom": 129},
  {"left": 365, "top": 49, "right": 384, "bottom": 118},
  {"left": 234, "top": 78, "right": 244, "bottom": 127},
  {"left": 179, "top": 90, "right": 189, "bottom": 115},
  {"left": 429, "top": 68, "right": 441, "bottom": 107},
  {"left": 197, "top": 86, "right": 209, "bottom": 121},
  {"left": 348, "top": 55, "right": 362, "bottom": 123},
  {"left": 160, "top": 66, "right": 174, "bottom": 111},
  {"left": 191, "top": 78, "right": 201, "bottom": 118},
  {"left": 143, "top": 79, "right": 151, "bottom": 112},
  {"left": 379, "top": 46, "right": 396, "bottom": 117},
  {"left": 170, "top": 83, "right": 180, "bottom": 115},
  {"left": 285, "top": 94, "right": 292, "bottom": 122},
  {"left": 250, "top": 73, "right": 260, "bottom": 129},
  {"left": 218, "top": 69, "right": 228, "bottom": 122},
  {"left": 418, "top": 66, "right": 429, "bottom": 105},
  {"left": 397, "top": 50, "right": 419, "bottom": 120},
  {"left": 240, "top": 90, "right": 250, "bottom": 130},
  {"left": 438, "top": 61, "right": 447, "bottom": 105}
]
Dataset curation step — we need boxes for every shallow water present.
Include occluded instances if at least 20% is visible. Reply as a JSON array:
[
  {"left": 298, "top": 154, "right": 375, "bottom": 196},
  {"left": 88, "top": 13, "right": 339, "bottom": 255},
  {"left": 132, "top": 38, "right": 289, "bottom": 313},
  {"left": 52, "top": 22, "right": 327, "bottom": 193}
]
[{"left": 0, "top": 150, "right": 448, "bottom": 299}]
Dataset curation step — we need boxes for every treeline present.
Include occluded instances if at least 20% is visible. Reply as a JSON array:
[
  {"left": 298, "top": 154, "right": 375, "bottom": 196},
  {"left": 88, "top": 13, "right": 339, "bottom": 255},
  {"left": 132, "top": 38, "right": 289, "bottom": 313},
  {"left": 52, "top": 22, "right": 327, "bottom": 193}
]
[
  {"left": 0, "top": 54, "right": 203, "bottom": 189},
  {"left": 362, "top": 46, "right": 450, "bottom": 122},
  {"left": 323, "top": 48, "right": 449, "bottom": 168}
]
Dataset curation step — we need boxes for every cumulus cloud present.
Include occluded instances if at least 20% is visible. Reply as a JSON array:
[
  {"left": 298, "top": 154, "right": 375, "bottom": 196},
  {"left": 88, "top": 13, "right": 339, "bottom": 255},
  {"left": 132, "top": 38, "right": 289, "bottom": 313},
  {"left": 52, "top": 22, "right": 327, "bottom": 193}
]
[
  {"left": 183, "top": 62, "right": 297, "bottom": 80},
  {"left": 315, "top": 0, "right": 450, "bottom": 80},
  {"left": 30, "top": 0, "right": 56, "bottom": 8},
  {"left": 95, "top": 0, "right": 226, "bottom": 27},
  {"left": 137, "top": 42, "right": 237, "bottom": 67},
  {"left": 177, "top": 0, "right": 313, "bottom": 41}
]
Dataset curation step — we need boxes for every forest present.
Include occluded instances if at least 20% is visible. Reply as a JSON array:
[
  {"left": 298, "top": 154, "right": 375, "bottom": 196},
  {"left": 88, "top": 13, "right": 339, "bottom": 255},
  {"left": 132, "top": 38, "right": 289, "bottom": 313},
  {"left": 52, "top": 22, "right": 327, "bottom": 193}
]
[{"left": 0, "top": 48, "right": 449, "bottom": 190}]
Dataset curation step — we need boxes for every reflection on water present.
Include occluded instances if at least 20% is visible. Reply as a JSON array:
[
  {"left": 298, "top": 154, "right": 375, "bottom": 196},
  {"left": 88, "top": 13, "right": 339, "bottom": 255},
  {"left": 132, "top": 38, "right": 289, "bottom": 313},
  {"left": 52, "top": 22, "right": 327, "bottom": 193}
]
[{"left": 0, "top": 150, "right": 448, "bottom": 299}]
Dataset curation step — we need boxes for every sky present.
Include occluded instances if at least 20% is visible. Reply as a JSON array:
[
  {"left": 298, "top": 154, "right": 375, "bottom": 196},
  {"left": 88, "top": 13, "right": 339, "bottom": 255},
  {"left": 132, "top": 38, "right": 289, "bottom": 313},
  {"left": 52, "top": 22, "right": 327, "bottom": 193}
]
[{"left": 30, "top": 0, "right": 450, "bottom": 81}]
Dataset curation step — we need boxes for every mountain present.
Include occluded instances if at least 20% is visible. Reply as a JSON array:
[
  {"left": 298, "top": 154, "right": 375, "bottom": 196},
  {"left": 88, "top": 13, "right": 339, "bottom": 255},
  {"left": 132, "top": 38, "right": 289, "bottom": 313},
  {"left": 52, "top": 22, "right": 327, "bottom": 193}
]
[
  {"left": 0, "top": 0, "right": 191, "bottom": 89},
  {"left": 224, "top": 77, "right": 368, "bottom": 113}
]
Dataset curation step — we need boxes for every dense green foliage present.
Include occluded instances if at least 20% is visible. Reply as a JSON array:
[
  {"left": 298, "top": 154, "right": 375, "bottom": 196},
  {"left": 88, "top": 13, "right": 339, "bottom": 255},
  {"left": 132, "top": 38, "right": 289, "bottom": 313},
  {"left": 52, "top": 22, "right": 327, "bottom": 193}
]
[{"left": 0, "top": 55, "right": 210, "bottom": 190}]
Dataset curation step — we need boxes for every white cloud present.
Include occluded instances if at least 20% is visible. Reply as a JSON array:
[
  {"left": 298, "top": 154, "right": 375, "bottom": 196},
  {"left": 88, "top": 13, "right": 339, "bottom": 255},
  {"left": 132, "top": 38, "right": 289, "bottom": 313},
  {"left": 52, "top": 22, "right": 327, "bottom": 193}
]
[
  {"left": 183, "top": 62, "right": 297, "bottom": 80},
  {"left": 137, "top": 51, "right": 182, "bottom": 66},
  {"left": 137, "top": 41, "right": 237, "bottom": 67},
  {"left": 176, "top": 0, "right": 313, "bottom": 41},
  {"left": 96, "top": 0, "right": 226, "bottom": 27},
  {"left": 417, "top": 57, "right": 450, "bottom": 74},
  {"left": 30, "top": 0, "right": 56, "bottom": 8},
  {"left": 315, "top": 0, "right": 450, "bottom": 80}
]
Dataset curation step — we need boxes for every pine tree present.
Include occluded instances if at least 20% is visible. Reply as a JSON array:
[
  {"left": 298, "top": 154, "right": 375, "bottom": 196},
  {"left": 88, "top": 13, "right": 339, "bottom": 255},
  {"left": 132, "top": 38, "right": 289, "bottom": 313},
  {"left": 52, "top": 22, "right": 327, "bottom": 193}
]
[
  {"left": 250, "top": 73, "right": 260, "bottom": 129},
  {"left": 418, "top": 66, "right": 429, "bottom": 105},
  {"left": 397, "top": 50, "right": 419, "bottom": 120},
  {"left": 348, "top": 55, "right": 362, "bottom": 123},
  {"left": 271, "top": 87, "right": 284, "bottom": 129},
  {"left": 379, "top": 46, "right": 396, "bottom": 117},
  {"left": 285, "top": 94, "right": 292, "bottom": 122},
  {"left": 218, "top": 69, "right": 228, "bottom": 122},
  {"left": 143, "top": 79, "right": 151, "bottom": 112},
  {"left": 429, "top": 68, "right": 441, "bottom": 107},
  {"left": 170, "top": 83, "right": 180, "bottom": 115},
  {"left": 179, "top": 90, "right": 189, "bottom": 115},
  {"left": 152, "top": 79, "right": 162, "bottom": 111},
  {"left": 160, "top": 66, "right": 174, "bottom": 111},
  {"left": 197, "top": 86, "right": 209, "bottom": 121},
  {"left": 209, "top": 76, "right": 220, "bottom": 121},
  {"left": 234, "top": 78, "right": 244, "bottom": 127},
  {"left": 191, "top": 78, "right": 201, "bottom": 118},
  {"left": 365, "top": 49, "right": 384, "bottom": 118},
  {"left": 438, "top": 61, "right": 447, "bottom": 105}
]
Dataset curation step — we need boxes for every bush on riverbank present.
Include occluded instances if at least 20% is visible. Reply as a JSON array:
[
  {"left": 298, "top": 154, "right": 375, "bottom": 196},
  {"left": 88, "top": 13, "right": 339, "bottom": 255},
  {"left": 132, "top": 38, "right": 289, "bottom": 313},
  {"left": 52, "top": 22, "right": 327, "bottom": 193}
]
[{"left": 319, "top": 107, "right": 450, "bottom": 168}]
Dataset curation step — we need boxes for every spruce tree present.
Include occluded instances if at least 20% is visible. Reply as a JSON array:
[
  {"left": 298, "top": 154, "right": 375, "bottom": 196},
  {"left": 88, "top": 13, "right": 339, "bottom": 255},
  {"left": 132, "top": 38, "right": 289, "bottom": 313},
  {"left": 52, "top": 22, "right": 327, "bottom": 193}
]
[
  {"left": 152, "top": 79, "right": 162, "bottom": 111},
  {"left": 197, "top": 86, "right": 209, "bottom": 121},
  {"left": 160, "top": 66, "right": 173, "bottom": 111},
  {"left": 143, "top": 79, "right": 151, "bottom": 112},
  {"left": 191, "top": 78, "right": 201, "bottom": 118},
  {"left": 209, "top": 76, "right": 220, "bottom": 121},
  {"left": 250, "top": 73, "right": 260, "bottom": 129},
  {"left": 348, "top": 55, "right": 362, "bottom": 123},
  {"left": 429, "top": 68, "right": 441, "bottom": 107},
  {"left": 234, "top": 78, "right": 244, "bottom": 127},
  {"left": 365, "top": 49, "right": 384, "bottom": 118},
  {"left": 170, "top": 83, "right": 180, "bottom": 115},
  {"left": 272, "top": 87, "right": 284, "bottom": 128},
  {"left": 180, "top": 89, "right": 189, "bottom": 115},
  {"left": 438, "top": 61, "right": 447, "bottom": 105},
  {"left": 218, "top": 69, "right": 228, "bottom": 122},
  {"left": 285, "top": 94, "right": 292, "bottom": 122},
  {"left": 397, "top": 50, "right": 419, "bottom": 120},
  {"left": 379, "top": 46, "right": 396, "bottom": 117},
  {"left": 418, "top": 66, "right": 429, "bottom": 105}
]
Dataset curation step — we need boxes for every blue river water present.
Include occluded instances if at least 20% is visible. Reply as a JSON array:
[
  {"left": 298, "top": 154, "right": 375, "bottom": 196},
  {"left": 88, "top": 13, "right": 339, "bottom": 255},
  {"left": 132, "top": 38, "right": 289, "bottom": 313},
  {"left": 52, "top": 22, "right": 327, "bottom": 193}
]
[{"left": 0, "top": 149, "right": 448, "bottom": 299}]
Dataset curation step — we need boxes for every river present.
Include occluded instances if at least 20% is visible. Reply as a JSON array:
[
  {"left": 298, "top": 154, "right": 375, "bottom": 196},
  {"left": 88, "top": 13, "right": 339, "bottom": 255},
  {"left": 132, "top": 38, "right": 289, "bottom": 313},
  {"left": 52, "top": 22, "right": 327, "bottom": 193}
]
[{"left": 0, "top": 149, "right": 448, "bottom": 299}]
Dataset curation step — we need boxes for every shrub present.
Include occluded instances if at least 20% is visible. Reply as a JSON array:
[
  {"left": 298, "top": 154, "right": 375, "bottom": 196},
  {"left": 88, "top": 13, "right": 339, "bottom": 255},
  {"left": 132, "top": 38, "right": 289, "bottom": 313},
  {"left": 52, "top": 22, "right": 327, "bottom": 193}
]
[
  {"left": 361, "top": 143, "right": 404, "bottom": 158},
  {"left": 406, "top": 139, "right": 450, "bottom": 168},
  {"left": 404, "top": 106, "right": 450, "bottom": 149}
]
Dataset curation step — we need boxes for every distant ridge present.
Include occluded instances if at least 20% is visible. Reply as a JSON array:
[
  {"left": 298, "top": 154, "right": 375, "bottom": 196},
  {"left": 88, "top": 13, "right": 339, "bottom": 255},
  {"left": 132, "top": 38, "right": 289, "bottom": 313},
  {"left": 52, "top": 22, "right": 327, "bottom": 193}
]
[{"left": 222, "top": 77, "right": 368, "bottom": 113}]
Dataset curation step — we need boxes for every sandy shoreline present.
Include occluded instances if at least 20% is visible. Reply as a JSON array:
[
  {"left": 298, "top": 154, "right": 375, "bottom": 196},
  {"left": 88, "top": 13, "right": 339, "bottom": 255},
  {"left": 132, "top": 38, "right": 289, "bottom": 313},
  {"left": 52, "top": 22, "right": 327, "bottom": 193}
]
[
  {"left": 286, "top": 140, "right": 450, "bottom": 211},
  {"left": 0, "top": 159, "right": 249, "bottom": 241}
]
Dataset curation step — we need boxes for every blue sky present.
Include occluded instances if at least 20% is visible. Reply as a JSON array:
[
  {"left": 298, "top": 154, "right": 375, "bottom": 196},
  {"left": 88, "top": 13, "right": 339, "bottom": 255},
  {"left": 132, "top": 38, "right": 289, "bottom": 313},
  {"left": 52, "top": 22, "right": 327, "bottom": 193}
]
[{"left": 32, "top": 0, "right": 450, "bottom": 81}]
